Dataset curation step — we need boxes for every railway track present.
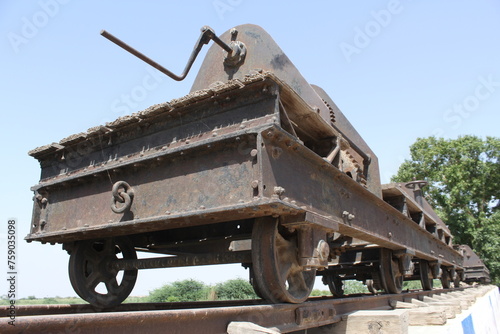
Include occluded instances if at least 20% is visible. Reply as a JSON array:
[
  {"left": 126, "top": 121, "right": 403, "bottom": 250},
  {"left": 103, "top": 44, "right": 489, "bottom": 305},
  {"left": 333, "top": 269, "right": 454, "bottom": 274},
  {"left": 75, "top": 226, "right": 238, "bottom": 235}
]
[{"left": 2, "top": 285, "right": 494, "bottom": 334}]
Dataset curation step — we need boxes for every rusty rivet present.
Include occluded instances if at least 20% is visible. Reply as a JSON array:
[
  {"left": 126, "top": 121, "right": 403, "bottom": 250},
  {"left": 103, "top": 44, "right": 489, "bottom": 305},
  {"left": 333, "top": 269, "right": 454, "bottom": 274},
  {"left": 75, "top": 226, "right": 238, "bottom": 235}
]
[
  {"left": 251, "top": 180, "right": 259, "bottom": 189},
  {"left": 250, "top": 149, "right": 258, "bottom": 157},
  {"left": 272, "top": 147, "right": 282, "bottom": 158},
  {"left": 273, "top": 186, "right": 285, "bottom": 196}
]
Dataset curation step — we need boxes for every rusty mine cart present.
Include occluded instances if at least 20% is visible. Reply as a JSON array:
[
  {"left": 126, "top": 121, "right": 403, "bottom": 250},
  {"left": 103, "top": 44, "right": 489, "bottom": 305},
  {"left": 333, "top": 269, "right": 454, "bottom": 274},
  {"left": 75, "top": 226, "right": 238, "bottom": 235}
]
[{"left": 28, "top": 24, "right": 464, "bottom": 308}]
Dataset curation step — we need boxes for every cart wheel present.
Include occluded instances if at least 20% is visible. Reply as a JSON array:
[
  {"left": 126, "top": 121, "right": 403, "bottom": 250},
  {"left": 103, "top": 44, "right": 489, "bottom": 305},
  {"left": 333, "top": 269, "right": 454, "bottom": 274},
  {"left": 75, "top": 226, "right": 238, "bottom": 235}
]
[
  {"left": 251, "top": 218, "right": 316, "bottom": 303},
  {"left": 440, "top": 268, "right": 452, "bottom": 289},
  {"left": 69, "top": 237, "right": 137, "bottom": 308},
  {"left": 454, "top": 271, "right": 462, "bottom": 288},
  {"left": 379, "top": 248, "right": 403, "bottom": 294},
  {"left": 249, "top": 265, "right": 264, "bottom": 299},
  {"left": 419, "top": 260, "right": 433, "bottom": 290},
  {"left": 323, "top": 274, "right": 344, "bottom": 297}
]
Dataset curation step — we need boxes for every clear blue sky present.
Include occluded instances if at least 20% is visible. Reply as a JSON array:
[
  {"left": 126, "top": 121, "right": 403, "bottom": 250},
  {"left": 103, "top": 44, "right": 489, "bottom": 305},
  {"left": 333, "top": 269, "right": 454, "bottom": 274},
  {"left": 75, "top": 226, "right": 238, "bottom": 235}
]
[{"left": 1, "top": 1, "right": 499, "bottom": 298}]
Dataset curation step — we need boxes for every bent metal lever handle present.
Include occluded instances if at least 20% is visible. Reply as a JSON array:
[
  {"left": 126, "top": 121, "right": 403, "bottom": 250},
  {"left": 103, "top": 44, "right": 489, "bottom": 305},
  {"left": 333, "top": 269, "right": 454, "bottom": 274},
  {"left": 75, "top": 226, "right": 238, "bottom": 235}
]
[{"left": 100, "top": 26, "right": 244, "bottom": 81}]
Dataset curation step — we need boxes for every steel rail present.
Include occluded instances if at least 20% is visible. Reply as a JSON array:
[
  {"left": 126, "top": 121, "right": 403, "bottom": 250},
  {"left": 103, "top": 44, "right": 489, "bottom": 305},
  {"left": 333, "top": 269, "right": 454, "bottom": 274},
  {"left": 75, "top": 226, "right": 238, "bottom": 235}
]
[{"left": 0, "top": 287, "right": 470, "bottom": 334}]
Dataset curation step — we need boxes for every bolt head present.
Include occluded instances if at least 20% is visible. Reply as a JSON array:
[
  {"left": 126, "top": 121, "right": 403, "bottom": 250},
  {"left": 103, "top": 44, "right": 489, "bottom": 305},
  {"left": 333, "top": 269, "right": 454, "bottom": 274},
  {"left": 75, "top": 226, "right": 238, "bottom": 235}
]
[{"left": 273, "top": 186, "right": 285, "bottom": 195}]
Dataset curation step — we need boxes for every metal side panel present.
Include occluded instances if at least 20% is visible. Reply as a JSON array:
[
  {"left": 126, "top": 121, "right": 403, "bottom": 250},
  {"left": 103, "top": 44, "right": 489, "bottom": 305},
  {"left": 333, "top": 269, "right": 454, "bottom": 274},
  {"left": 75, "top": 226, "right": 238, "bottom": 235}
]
[
  {"left": 259, "top": 126, "right": 464, "bottom": 268},
  {"left": 27, "top": 135, "right": 260, "bottom": 242}
]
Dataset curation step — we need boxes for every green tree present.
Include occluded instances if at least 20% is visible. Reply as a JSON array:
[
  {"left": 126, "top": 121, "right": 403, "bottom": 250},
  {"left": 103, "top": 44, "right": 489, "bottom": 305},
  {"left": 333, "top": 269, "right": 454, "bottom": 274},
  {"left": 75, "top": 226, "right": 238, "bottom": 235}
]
[
  {"left": 472, "top": 211, "right": 500, "bottom": 283},
  {"left": 392, "top": 135, "right": 500, "bottom": 284},
  {"left": 214, "top": 278, "right": 258, "bottom": 300},
  {"left": 148, "top": 279, "right": 208, "bottom": 302}
]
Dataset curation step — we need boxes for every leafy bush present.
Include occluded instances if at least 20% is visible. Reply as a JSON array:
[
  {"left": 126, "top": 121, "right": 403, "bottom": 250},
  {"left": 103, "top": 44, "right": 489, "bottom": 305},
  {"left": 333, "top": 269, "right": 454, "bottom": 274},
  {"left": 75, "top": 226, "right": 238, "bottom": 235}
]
[
  {"left": 214, "top": 278, "right": 258, "bottom": 300},
  {"left": 343, "top": 280, "right": 369, "bottom": 294},
  {"left": 148, "top": 279, "right": 208, "bottom": 302},
  {"left": 310, "top": 289, "right": 330, "bottom": 297}
]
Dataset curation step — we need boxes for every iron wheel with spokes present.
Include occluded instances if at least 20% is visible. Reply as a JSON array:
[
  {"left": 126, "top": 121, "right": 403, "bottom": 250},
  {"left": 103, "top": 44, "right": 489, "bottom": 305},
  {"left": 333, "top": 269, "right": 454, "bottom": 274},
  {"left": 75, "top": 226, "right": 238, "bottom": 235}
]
[
  {"left": 68, "top": 237, "right": 138, "bottom": 308},
  {"left": 251, "top": 218, "right": 316, "bottom": 303}
]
